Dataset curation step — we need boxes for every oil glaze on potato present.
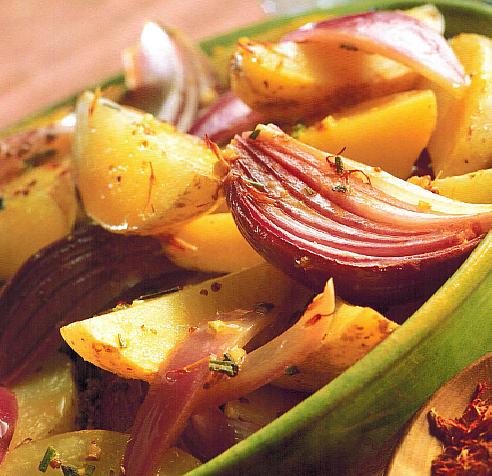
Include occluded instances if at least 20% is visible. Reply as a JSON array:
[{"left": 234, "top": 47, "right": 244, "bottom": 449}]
[
  {"left": 0, "top": 156, "right": 77, "bottom": 280},
  {"left": 61, "top": 264, "right": 312, "bottom": 381},
  {"left": 427, "top": 34, "right": 492, "bottom": 177},
  {"left": 10, "top": 352, "right": 77, "bottom": 449},
  {"left": 0, "top": 430, "right": 200, "bottom": 475},
  {"left": 295, "top": 89, "right": 437, "bottom": 178},
  {"left": 73, "top": 91, "right": 220, "bottom": 235}
]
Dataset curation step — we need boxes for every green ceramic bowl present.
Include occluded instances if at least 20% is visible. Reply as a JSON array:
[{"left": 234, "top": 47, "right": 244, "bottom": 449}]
[{"left": 5, "top": 1, "right": 491, "bottom": 474}]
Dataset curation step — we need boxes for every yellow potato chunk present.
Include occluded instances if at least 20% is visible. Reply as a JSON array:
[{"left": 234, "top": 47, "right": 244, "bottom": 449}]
[
  {"left": 163, "top": 212, "right": 264, "bottom": 273},
  {"left": 73, "top": 91, "right": 220, "bottom": 235},
  {"left": 11, "top": 352, "right": 77, "bottom": 449},
  {"left": 295, "top": 90, "right": 437, "bottom": 178},
  {"left": 408, "top": 169, "right": 492, "bottom": 204},
  {"left": 273, "top": 300, "right": 398, "bottom": 392},
  {"left": 427, "top": 34, "right": 492, "bottom": 177},
  {"left": 61, "top": 264, "right": 312, "bottom": 381},
  {"left": 231, "top": 38, "right": 419, "bottom": 122},
  {"left": 0, "top": 430, "right": 200, "bottom": 475},
  {"left": 0, "top": 156, "right": 77, "bottom": 280}
]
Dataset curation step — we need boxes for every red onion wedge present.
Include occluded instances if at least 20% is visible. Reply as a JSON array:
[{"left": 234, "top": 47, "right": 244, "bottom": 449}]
[
  {"left": 122, "top": 21, "right": 217, "bottom": 131},
  {"left": 189, "top": 91, "right": 266, "bottom": 145},
  {"left": 282, "top": 11, "right": 467, "bottom": 94},
  {"left": 0, "top": 225, "right": 189, "bottom": 386},
  {"left": 123, "top": 309, "right": 270, "bottom": 476},
  {"left": 0, "top": 388, "right": 17, "bottom": 463},
  {"left": 223, "top": 124, "right": 492, "bottom": 305}
]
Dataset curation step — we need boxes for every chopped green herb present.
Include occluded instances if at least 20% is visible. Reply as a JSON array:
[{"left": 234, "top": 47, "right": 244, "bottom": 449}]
[
  {"left": 340, "top": 43, "right": 358, "bottom": 51},
  {"left": 243, "top": 177, "right": 266, "bottom": 190},
  {"left": 334, "top": 155, "right": 344, "bottom": 174},
  {"left": 291, "top": 123, "right": 306, "bottom": 138},
  {"left": 286, "top": 365, "right": 300, "bottom": 376},
  {"left": 85, "top": 465, "right": 96, "bottom": 476},
  {"left": 209, "top": 356, "right": 239, "bottom": 377},
  {"left": 0, "top": 196, "right": 3, "bottom": 210},
  {"left": 249, "top": 129, "right": 261, "bottom": 140},
  {"left": 61, "top": 465, "right": 80, "bottom": 476},
  {"left": 117, "top": 333, "right": 128, "bottom": 349},
  {"left": 332, "top": 184, "right": 348, "bottom": 193},
  {"left": 38, "top": 446, "right": 57, "bottom": 472}
]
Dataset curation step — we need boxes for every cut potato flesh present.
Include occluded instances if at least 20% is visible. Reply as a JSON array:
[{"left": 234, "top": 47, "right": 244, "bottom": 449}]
[
  {"left": 427, "top": 34, "right": 492, "bottom": 177},
  {"left": 295, "top": 90, "right": 437, "bottom": 178},
  {"left": 73, "top": 91, "right": 220, "bottom": 235},
  {"left": 60, "top": 264, "right": 312, "bottom": 381},
  {"left": 0, "top": 156, "right": 77, "bottom": 280},
  {"left": 163, "top": 212, "right": 264, "bottom": 273},
  {"left": 0, "top": 430, "right": 200, "bottom": 475},
  {"left": 273, "top": 301, "right": 398, "bottom": 392},
  {"left": 408, "top": 169, "right": 492, "bottom": 204},
  {"left": 11, "top": 352, "right": 77, "bottom": 449}
]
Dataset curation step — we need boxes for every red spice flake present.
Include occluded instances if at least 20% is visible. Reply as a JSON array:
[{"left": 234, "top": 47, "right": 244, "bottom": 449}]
[
  {"left": 49, "top": 457, "right": 62, "bottom": 469},
  {"left": 210, "top": 282, "right": 222, "bottom": 292},
  {"left": 428, "top": 382, "right": 491, "bottom": 475},
  {"left": 305, "top": 313, "right": 323, "bottom": 327},
  {"left": 200, "top": 289, "right": 209, "bottom": 296}
]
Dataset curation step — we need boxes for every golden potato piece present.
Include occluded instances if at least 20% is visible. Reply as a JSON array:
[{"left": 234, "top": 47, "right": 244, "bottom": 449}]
[
  {"left": 231, "top": 38, "right": 419, "bottom": 122},
  {"left": 408, "top": 169, "right": 492, "bottom": 204},
  {"left": 0, "top": 430, "right": 200, "bottom": 475},
  {"left": 273, "top": 300, "right": 398, "bottom": 392},
  {"left": 163, "top": 212, "right": 264, "bottom": 273},
  {"left": 61, "top": 264, "right": 312, "bottom": 381},
  {"left": 295, "top": 90, "right": 437, "bottom": 178},
  {"left": 427, "top": 34, "right": 492, "bottom": 177},
  {"left": 73, "top": 91, "right": 220, "bottom": 235},
  {"left": 0, "top": 156, "right": 77, "bottom": 280},
  {"left": 11, "top": 352, "right": 77, "bottom": 449}
]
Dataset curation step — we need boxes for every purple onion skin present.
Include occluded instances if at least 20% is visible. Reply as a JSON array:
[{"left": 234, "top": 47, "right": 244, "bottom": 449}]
[
  {"left": 189, "top": 92, "right": 266, "bottom": 145},
  {"left": 224, "top": 134, "right": 483, "bottom": 307},
  {"left": 0, "top": 225, "right": 190, "bottom": 386}
]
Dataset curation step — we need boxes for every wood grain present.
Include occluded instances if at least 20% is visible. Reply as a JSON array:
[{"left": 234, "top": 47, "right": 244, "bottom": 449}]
[{"left": 0, "top": 0, "right": 266, "bottom": 129}]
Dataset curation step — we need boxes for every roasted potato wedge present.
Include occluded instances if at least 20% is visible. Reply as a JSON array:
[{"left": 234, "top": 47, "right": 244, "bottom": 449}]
[
  {"left": 60, "top": 264, "right": 312, "bottom": 381},
  {"left": 11, "top": 352, "right": 77, "bottom": 449},
  {"left": 408, "top": 169, "right": 492, "bottom": 204},
  {"left": 73, "top": 91, "right": 220, "bottom": 235},
  {"left": 0, "top": 430, "right": 200, "bottom": 475},
  {"left": 0, "top": 155, "right": 77, "bottom": 280},
  {"left": 163, "top": 212, "right": 264, "bottom": 273},
  {"left": 295, "top": 89, "right": 437, "bottom": 178},
  {"left": 273, "top": 299, "right": 398, "bottom": 392},
  {"left": 427, "top": 34, "right": 492, "bottom": 177}
]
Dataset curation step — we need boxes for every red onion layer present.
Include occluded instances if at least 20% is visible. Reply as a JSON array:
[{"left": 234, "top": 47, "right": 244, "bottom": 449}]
[
  {"left": 282, "top": 11, "right": 467, "bottom": 93},
  {"left": 0, "top": 387, "right": 17, "bottom": 463},
  {"left": 223, "top": 125, "right": 490, "bottom": 305}
]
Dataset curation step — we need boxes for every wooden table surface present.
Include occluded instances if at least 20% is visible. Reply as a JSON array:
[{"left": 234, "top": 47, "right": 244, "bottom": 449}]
[{"left": 0, "top": 0, "right": 266, "bottom": 130}]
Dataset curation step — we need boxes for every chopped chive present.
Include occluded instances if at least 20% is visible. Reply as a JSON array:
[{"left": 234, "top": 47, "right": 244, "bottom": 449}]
[
  {"left": 209, "top": 358, "right": 239, "bottom": 377},
  {"left": 334, "top": 156, "right": 344, "bottom": 174},
  {"left": 61, "top": 466, "right": 80, "bottom": 476},
  {"left": 291, "top": 123, "right": 306, "bottom": 138},
  {"left": 85, "top": 465, "right": 96, "bottom": 476},
  {"left": 243, "top": 177, "right": 266, "bottom": 190},
  {"left": 117, "top": 333, "right": 127, "bottom": 349},
  {"left": 286, "top": 365, "right": 300, "bottom": 376},
  {"left": 332, "top": 184, "right": 348, "bottom": 193},
  {"left": 38, "top": 446, "right": 57, "bottom": 472},
  {"left": 249, "top": 129, "right": 261, "bottom": 140}
]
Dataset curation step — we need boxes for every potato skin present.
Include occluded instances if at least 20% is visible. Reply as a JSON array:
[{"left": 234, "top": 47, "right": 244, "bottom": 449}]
[
  {"left": 428, "top": 34, "right": 492, "bottom": 177},
  {"left": 74, "top": 92, "right": 220, "bottom": 235},
  {"left": 0, "top": 156, "right": 77, "bottom": 280}
]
